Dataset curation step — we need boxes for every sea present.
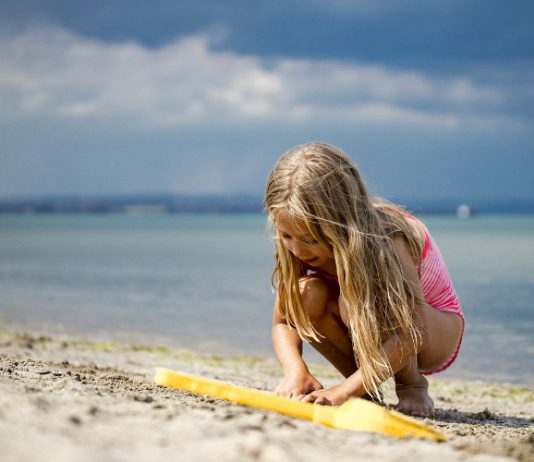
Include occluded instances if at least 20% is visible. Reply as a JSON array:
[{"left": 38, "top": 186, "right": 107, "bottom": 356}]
[{"left": 0, "top": 213, "right": 533, "bottom": 386}]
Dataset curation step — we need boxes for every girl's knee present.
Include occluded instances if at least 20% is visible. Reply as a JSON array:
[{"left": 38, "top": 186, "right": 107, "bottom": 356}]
[{"left": 299, "top": 277, "right": 332, "bottom": 323}]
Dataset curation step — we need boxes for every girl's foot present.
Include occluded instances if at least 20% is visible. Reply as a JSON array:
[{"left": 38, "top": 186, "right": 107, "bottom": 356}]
[{"left": 395, "top": 375, "right": 435, "bottom": 417}]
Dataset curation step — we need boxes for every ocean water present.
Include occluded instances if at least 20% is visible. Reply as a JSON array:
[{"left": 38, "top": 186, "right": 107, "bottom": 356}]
[{"left": 0, "top": 213, "right": 533, "bottom": 385}]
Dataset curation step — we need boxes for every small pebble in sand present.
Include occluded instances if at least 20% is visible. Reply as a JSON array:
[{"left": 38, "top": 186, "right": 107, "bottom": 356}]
[
  {"left": 68, "top": 415, "right": 82, "bottom": 425},
  {"left": 133, "top": 394, "right": 154, "bottom": 403}
]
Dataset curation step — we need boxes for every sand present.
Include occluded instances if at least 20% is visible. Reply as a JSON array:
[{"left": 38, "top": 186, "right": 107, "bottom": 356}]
[{"left": 0, "top": 330, "right": 532, "bottom": 462}]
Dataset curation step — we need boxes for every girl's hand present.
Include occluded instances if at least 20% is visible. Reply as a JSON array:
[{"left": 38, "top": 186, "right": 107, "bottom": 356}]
[
  {"left": 300, "top": 382, "right": 352, "bottom": 406},
  {"left": 275, "top": 369, "right": 324, "bottom": 400}
]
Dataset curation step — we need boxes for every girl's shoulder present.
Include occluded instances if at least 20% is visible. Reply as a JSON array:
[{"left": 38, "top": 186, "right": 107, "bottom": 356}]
[
  {"left": 377, "top": 205, "right": 428, "bottom": 263},
  {"left": 377, "top": 205, "right": 426, "bottom": 233}
]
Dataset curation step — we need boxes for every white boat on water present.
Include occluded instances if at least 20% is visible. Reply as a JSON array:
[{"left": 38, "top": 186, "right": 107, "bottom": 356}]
[{"left": 456, "top": 204, "right": 472, "bottom": 219}]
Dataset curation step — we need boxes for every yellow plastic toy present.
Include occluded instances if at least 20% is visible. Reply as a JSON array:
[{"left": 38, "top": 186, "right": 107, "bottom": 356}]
[{"left": 154, "top": 367, "right": 446, "bottom": 441}]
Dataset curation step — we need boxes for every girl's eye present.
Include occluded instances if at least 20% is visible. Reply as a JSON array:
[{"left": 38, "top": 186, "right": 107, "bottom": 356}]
[{"left": 278, "top": 232, "right": 316, "bottom": 245}]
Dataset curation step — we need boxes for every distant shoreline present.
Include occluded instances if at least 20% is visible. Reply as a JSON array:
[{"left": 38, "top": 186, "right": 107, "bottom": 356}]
[{"left": 1, "top": 193, "right": 534, "bottom": 215}]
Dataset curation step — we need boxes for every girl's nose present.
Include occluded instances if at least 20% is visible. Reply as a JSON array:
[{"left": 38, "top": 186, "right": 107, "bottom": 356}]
[{"left": 291, "top": 242, "right": 305, "bottom": 258}]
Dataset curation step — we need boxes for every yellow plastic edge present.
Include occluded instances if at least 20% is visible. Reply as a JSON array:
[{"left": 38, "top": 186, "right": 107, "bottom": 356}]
[{"left": 155, "top": 367, "right": 446, "bottom": 442}]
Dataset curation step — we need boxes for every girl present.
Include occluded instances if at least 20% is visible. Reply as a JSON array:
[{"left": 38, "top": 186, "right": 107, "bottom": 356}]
[{"left": 265, "top": 142, "right": 464, "bottom": 417}]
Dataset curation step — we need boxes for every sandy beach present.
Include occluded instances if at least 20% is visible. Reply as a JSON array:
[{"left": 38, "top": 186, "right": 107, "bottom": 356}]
[{"left": 0, "top": 329, "right": 532, "bottom": 462}]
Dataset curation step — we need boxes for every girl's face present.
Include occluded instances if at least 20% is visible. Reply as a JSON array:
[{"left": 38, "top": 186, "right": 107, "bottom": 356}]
[{"left": 274, "top": 211, "right": 336, "bottom": 274}]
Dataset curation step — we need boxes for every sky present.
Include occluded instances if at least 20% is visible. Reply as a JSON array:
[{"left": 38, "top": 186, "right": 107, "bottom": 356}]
[{"left": 1, "top": 0, "right": 533, "bottom": 202}]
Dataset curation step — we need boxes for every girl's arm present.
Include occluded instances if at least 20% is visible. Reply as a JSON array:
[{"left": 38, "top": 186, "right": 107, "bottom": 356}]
[
  {"left": 272, "top": 304, "right": 306, "bottom": 372},
  {"left": 272, "top": 298, "right": 323, "bottom": 398}
]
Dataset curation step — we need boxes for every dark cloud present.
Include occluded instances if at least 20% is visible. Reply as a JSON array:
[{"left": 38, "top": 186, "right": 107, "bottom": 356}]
[{"left": 2, "top": 1, "right": 533, "bottom": 66}]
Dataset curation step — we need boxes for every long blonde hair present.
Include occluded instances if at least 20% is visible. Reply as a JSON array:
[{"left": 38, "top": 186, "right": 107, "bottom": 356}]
[{"left": 265, "top": 142, "right": 425, "bottom": 399}]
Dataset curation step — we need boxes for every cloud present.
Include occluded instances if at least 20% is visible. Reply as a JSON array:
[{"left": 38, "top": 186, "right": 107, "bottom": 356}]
[{"left": 0, "top": 25, "right": 529, "bottom": 133}]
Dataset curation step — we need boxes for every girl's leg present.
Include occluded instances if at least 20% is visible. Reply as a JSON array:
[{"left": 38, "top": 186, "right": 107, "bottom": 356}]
[
  {"left": 394, "top": 357, "right": 433, "bottom": 416},
  {"left": 417, "top": 307, "right": 464, "bottom": 373},
  {"left": 299, "top": 277, "right": 357, "bottom": 378},
  {"left": 395, "top": 306, "right": 464, "bottom": 416}
]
